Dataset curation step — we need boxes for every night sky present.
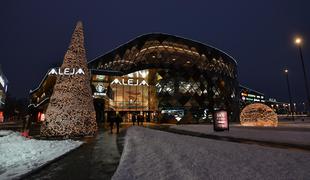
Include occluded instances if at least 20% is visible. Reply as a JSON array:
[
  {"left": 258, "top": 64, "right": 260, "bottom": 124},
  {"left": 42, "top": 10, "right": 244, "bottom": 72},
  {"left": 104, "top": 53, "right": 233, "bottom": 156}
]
[{"left": 1, "top": 0, "right": 310, "bottom": 105}]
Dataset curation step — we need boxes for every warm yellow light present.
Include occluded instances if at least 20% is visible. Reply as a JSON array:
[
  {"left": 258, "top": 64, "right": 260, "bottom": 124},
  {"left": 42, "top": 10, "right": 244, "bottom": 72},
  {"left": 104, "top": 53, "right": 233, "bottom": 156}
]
[{"left": 295, "top": 37, "right": 302, "bottom": 45}]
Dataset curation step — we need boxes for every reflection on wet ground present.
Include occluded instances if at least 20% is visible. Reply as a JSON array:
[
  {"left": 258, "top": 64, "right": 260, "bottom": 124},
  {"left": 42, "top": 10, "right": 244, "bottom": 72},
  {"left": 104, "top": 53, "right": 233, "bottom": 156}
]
[{"left": 24, "top": 127, "right": 125, "bottom": 180}]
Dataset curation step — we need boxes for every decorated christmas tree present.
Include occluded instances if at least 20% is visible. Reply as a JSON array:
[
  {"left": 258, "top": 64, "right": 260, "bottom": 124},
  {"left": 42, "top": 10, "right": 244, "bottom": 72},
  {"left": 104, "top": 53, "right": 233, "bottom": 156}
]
[{"left": 40, "top": 21, "right": 97, "bottom": 138}]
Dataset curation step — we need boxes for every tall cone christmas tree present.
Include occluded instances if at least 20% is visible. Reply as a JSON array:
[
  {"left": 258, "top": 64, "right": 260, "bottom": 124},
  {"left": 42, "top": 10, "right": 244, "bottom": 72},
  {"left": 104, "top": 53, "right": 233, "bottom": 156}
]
[{"left": 40, "top": 21, "right": 97, "bottom": 138}]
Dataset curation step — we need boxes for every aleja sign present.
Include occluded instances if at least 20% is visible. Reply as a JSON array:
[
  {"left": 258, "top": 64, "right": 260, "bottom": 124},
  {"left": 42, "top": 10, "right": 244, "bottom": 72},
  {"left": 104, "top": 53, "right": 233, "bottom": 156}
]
[
  {"left": 48, "top": 68, "right": 85, "bottom": 76},
  {"left": 214, "top": 110, "right": 229, "bottom": 131},
  {"left": 111, "top": 70, "right": 149, "bottom": 86},
  {"left": 111, "top": 78, "right": 149, "bottom": 86}
]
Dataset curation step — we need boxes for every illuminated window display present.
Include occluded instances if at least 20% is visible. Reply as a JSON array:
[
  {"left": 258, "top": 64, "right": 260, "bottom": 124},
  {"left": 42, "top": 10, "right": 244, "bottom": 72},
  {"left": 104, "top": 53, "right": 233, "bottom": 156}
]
[{"left": 111, "top": 70, "right": 154, "bottom": 111}]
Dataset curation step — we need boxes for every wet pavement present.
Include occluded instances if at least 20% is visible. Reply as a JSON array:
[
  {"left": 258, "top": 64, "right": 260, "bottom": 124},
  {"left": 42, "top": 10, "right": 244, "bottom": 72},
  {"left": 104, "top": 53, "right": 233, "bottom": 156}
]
[{"left": 24, "top": 128, "right": 125, "bottom": 180}]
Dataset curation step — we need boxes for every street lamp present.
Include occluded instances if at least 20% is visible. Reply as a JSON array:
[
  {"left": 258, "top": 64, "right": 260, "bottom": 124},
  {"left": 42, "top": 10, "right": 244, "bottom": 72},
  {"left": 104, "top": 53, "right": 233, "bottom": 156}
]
[
  {"left": 284, "top": 68, "right": 294, "bottom": 120},
  {"left": 294, "top": 36, "right": 310, "bottom": 114},
  {"left": 303, "top": 102, "right": 306, "bottom": 113}
]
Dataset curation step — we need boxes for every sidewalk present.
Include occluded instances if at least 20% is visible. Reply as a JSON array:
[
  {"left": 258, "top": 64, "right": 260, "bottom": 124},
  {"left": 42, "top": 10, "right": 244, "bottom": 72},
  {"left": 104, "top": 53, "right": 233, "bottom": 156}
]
[
  {"left": 169, "top": 124, "right": 310, "bottom": 150},
  {"left": 24, "top": 128, "right": 123, "bottom": 180},
  {"left": 113, "top": 126, "right": 310, "bottom": 180}
]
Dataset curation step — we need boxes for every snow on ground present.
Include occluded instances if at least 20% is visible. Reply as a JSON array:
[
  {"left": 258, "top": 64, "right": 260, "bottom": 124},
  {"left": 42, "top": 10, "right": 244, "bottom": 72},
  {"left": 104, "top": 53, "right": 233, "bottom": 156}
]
[
  {"left": 0, "top": 130, "right": 13, "bottom": 137},
  {"left": 171, "top": 124, "right": 310, "bottom": 146},
  {"left": 113, "top": 126, "right": 310, "bottom": 180},
  {"left": 0, "top": 131, "right": 83, "bottom": 180}
]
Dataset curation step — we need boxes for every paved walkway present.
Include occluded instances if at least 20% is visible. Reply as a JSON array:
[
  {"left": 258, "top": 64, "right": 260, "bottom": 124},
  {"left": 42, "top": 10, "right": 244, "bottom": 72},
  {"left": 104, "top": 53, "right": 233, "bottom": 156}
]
[
  {"left": 168, "top": 124, "right": 310, "bottom": 151},
  {"left": 23, "top": 122, "right": 310, "bottom": 179},
  {"left": 24, "top": 128, "right": 124, "bottom": 180}
]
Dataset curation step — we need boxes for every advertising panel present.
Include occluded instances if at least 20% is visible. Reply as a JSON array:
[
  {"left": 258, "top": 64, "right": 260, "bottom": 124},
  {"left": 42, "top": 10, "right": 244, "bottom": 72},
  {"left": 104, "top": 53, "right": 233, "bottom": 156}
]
[{"left": 214, "top": 110, "right": 229, "bottom": 131}]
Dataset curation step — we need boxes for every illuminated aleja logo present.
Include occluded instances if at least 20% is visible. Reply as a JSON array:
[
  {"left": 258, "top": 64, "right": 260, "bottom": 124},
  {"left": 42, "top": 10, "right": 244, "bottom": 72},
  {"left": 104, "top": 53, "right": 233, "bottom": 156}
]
[
  {"left": 48, "top": 68, "right": 85, "bottom": 76},
  {"left": 111, "top": 78, "right": 149, "bottom": 86}
]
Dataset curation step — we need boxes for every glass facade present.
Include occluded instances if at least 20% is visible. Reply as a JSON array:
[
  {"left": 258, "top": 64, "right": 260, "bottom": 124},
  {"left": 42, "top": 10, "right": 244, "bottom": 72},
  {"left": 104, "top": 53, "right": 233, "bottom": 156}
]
[
  {"left": 92, "top": 67, "right": 238, "bottom": 123},
  {"left": 92, "top": 70, "right": 158, "bottom": 112},
  {"left": 89, "top": 33, "right": 239, "bottom": 123},
  {"left": 29, "top": 33, "right": 240, "bottom": 124}
]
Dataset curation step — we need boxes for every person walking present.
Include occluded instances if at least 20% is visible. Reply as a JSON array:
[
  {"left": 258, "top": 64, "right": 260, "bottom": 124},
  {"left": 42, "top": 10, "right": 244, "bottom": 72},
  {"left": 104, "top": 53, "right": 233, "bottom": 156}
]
[
  {"left": 109, "top": 115, "right": 114, "bottom": 134},
  {"left": 132, "top": 114, "right": 137, "bottom": 125},
  {"left": 137, "top": 114, "right": 140, "bottom": 126},
  {"left": 140, "top": 114, "right": 144, "bottom": 126},
  {"left": 115, "top": 114, "right": 122, "bottom": 134},
  {"left": 21, "top": 114, "right": 30, "bottom": 137},
  {"left": 138, "top": 114, "right": 143, "bottom": 126}
]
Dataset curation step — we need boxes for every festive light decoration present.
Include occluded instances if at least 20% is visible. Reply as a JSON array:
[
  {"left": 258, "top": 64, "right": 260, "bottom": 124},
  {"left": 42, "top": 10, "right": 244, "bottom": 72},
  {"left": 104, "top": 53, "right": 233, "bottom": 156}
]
[
  {"left": 240, "top": 103, "right": 278, "bottom": 127},
  {"left": 40, "top": 21, "right": 97, "bottom": 138}
]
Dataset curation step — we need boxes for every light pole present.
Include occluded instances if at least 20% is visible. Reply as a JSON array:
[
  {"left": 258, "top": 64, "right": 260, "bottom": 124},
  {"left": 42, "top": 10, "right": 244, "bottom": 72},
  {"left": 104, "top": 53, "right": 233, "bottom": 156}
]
[
  {"left": 295, "top": 37, "right": 310, "bottom": 114},
  {"left": 303, "top": 102, "right": 306, "bottom": 114},
  {"left": 284, "top": 69, "right": 294, "bottom": 120}
]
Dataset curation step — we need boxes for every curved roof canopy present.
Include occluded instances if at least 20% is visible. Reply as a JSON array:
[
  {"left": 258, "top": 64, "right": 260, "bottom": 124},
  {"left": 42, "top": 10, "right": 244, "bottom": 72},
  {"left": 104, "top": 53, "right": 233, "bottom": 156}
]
[{"left": 88, "top": 33, "right": 238, "bottom": 79}]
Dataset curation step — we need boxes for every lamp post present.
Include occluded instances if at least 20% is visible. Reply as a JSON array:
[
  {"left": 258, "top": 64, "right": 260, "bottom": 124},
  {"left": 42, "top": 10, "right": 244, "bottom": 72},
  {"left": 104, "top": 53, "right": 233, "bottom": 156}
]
[
  {"left": 284, "top": 69, "right": 294, "bottom": 120},
  {"left": 303, "top": 102, "right": 306, "bottom": 114},
  {"left": 295, "top": 37, "right": 310, "bottom": 113}
]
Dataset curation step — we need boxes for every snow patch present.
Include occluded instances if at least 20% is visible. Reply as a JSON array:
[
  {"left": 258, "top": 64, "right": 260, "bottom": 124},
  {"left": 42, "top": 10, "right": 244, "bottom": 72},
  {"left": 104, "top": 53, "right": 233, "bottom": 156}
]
[
  {"left": 0, "top": 131, "right": 83, "bottom": 180},
  {"left": 0, "top": 130, "right": 13, "bottom": 137}
]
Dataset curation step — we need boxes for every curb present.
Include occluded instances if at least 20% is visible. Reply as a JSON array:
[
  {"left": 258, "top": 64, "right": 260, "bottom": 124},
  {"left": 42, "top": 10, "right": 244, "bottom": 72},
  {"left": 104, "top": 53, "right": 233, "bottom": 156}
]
[{"left": 16, "top": 142, "right": 84, "bottom": 180}]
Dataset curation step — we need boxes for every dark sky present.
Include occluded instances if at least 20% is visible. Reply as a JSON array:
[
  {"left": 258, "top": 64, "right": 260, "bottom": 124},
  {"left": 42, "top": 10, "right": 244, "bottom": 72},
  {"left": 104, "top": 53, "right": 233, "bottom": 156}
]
[{"left": 0, "top": 0, "right": 310, "bottom": 105}]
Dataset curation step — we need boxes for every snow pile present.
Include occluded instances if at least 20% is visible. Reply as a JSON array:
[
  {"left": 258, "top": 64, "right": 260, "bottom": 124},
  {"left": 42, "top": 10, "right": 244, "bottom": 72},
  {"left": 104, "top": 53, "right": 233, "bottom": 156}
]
[
  {"left": 113, "top": 126, "right": 310, "bottom": 180},
  {"left": 0, "top": 131, "right": 83, "bottom": 179},
  {"left": 171, "top": 124, "right": 310, "bottom": 146},
  {"left": 0, "top": 130, "right": 13, "bottom": 137}
]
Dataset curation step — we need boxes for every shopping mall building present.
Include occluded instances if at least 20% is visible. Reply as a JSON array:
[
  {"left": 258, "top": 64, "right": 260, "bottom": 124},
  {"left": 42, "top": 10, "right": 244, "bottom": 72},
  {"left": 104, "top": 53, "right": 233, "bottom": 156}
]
[
  {"left": 29, "top": 33, "right": 242, "bottom": 126},
  {"left": 0, "top": 65, "right": 8, "bottom": 122}
]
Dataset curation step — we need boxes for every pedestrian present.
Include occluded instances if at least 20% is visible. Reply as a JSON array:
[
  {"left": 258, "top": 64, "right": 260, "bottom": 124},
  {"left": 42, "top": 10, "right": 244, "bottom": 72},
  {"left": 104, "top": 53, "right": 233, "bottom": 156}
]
[
  {"left": 140, "top": 114, "right": 144, "bottom": 126},
  {"left": 115, "top": 114, "right": 122, "bottom": 134},
  {"left": 137, "top": 114, "right": 140, "bottom": 126},
  {"left": 109, "top": 115, "right": 114, "bottom": 134},
  {"left": 22, "top": 114, "right": 30, "bottom": 137},
  {"left": 132, "top": 114, "right": 137, "bottom": 125},
  {"left": 138, "top": 114, "right": 144, "bottom": 126}
]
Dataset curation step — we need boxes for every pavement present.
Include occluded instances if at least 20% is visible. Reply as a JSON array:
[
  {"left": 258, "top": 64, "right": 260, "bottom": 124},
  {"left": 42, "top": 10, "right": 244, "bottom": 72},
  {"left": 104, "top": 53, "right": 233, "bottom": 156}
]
[
  {"left": 113, "top": 126, "right": 310, "bottom": 180},
  {"left": 168, "top": 123, "right": 310, "bottom": 151},
  {"left": 24, "top": 126, "right": 125, "bottom": 180},
  {"left": 22, "top": 121, "right": 310, "bottom": 179}
]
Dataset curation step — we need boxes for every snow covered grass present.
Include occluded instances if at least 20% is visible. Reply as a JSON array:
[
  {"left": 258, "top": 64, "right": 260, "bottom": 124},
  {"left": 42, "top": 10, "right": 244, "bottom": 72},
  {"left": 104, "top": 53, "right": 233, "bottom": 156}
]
[
  {"left": 171, "top": 124, "right": 310, "bottom": 146},
  {"left": 0, "top": 130, "right": 83, "bottom": 180},
  {"left": 113, "top": 126, "right": 310, "bottom": 180}
]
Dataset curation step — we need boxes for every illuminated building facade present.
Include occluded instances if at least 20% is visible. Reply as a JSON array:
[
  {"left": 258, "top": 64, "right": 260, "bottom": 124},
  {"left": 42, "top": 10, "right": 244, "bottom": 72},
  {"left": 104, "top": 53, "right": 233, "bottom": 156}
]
[
  {"left": 239, "top": 85, "right": 265, "bottom": 108},
  {"left": 29, "top": 33, "right": 240, "bottom": 126},
  {"left": 0, "top": 65, "right": 8, "bottom": 122}
]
